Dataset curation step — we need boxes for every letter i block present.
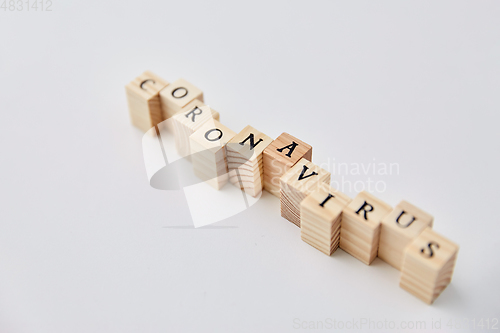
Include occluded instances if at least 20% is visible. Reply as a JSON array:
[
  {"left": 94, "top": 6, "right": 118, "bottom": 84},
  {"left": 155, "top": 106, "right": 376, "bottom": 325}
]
[
  {"left": 378, "top": 200, "right": 434, "bottom": 270},
  {"left": 340, "top": 191, "right": 392, "bottom": 265},
  {"left": 226, "top": 125, "right": 274, "bottom": 198},
  {"left": 159, "top": 78, "right": 204, "bottom": 120},
  {"left": 263, "top": 132, "right": 312, "bottom": 197},
  {"left": 300, "top": 184, "right": 351, "bottom": 255},
  {"left": 280, "top": 159, "right": 331, "bottom": 227},
  {"left": 125, "top": 71, "right": 169, "bottom": 132},
  {"left": 400, "top": 227, "right": 459, "bottom": 304},
  {"left": 189, "top": 120, "right": 236, "bottom": 190},
  {"left": 171, "top": 99, "right": 220, "bottom": 159}
]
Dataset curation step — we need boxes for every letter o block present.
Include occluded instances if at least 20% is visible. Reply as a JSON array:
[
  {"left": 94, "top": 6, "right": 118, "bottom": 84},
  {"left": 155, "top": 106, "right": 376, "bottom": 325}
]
[
  {"left": 400, "top": 227, "right": 459, "bottom": 304},
  {"left": 340, "top": 191, "right": 392, "bottom": 265},
  {"left": 159, "top": 78, "right": 204, "bottom": 120}
]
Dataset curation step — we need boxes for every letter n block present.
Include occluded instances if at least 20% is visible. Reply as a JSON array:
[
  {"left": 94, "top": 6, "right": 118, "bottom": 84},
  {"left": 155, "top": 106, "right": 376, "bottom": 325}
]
[
  {"left": 226, "top": 125, "right": 273, "bottom": 197},
  {"left": 400, "top": 227, "right": 459, "bottom": 304},
  {"left": 263, "top": 132, "right": 312, "bottom": 197},
  {"left": 300, "top": 184, "right": 351, "bottom": 255},
  {"left": 190, "top": 120, "right": 236, "bottom": 190},
  {"left": 125, "top": 71, "right": 169, "bottom": 132},
  {"left": 340, "top": 191, "right": 392, "bottom": 265},
  {"left": 378, "top": 200, "right": 434, "bottom": 270},
  {"left": 159, "top": 78, "right": 204, "bottom": 120},
  {"left": 171, "top": 99, "right": 220, "bottom": 159},
  {"left": 280, "top": 159, "right": 331, "bottom": 227}
]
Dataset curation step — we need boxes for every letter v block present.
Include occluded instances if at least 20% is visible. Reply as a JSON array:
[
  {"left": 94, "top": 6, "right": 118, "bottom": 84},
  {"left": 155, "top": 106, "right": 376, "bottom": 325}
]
[
  {"left": 378, "top": 200, "right": 434, "bottom": 270},
  {"left": 280, "top": 158, "right": 331, "bottom": 227},
  {"left": 171, "top": 99, "right": 220, "bottom": 159},
  {"left": 340, "top": 191, "right": 392, "bottom": 265},
  {"left": 263, "top": 132, "right": 312, "bottom": 197},
  {"left": 400, "top": 227, "right": 459, "bottom": 304},
  {"left": 226, "top": 125, "right": 273, "bottom": 197},
  {"left": 300, "top": 184, "right": 351, "bottom": 255}
]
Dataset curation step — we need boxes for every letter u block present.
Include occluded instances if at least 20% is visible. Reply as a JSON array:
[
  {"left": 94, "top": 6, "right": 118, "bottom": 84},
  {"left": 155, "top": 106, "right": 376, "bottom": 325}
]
[
  {"left": 263, "top": 132, "right": 312, "bottom": 197},
  {"left": 378, "top": 200, "right": 434, "bottom": 270},
  {"left": 340, "top": 191, "right": 392, "bottom": 265},
  {"left": 300, "top": 184, "right": 351, "bottom": 255},
  {"left": 171, "top": 99, "right": 220, "bottom": 159},
  {"left": 226, "top": 125, "right": 273, "bottom": 197},
  {"left": 400, "top": 227, "right": 459, "bottom": 304},
  {"left": 190, "top": 120, "right": 236, "bottom": 190},
  {"left": 159, "top": 78, "right": 204, "bottom": 120},
  {"left": 280, "top": 159, "right": 331, "bottom": 227},
  {"left": 125, "top": 71, "right": 169, "bottom": 132}
]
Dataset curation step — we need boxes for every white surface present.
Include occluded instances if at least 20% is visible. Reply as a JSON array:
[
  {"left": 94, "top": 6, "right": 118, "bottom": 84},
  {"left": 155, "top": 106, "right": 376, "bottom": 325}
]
[{"left": 1, "top": 1, "right": 499, "bottom": 332}]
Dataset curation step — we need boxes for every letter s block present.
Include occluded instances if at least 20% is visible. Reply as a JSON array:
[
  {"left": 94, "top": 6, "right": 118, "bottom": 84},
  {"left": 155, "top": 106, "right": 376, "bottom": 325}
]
[
  {"left": 263, "top": 132, "right": 312, "bottom": 198},
  {"left": 378, "top": 200, "right": 434, "bottom": 270},
  {"left": 125, "top": 71, "right": 169, "bottom": 132},
  {"left": 400, "top": 227, "right": 459, "bottom": 304},
  {"left": 340, "top": 191, "right": 392, "bottom": 265},
  {"left": 159, "top": 78, "right": 204, "bottom": 120}
]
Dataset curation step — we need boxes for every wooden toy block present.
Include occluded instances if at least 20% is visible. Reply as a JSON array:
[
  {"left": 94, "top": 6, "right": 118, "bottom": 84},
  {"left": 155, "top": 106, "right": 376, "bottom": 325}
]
[
  {"left": 340, "top": 191, "right": 392, "bottom": 265},
  {"left": 280, "top": 159, "right": 331, "bottom": 227},
  {"left": 400, "top": 227, "right": 459, "bottom": 304},
  {"left": 159, "top": 78, "right": 204, "bottom": 120},
  {"left": 226, "top": 125, "right": 273, "bottom": 198},
  {"left": 262, "top": 132, "right": 312, "bottom": 198},
  {"left": 190, "top": 120, "right": 236, "bottom": 190},
  {"left": 125, "top": 71, "right": 169, "bottom": 132},
  {"left": 300, "top": 184, "right": 351, "bottom": 255},
  {"left": 171, "top": 99, "right": 220, "bottom": 159},
  {"left": 378, "top": 200, "right": 434, "bottom": 270}
]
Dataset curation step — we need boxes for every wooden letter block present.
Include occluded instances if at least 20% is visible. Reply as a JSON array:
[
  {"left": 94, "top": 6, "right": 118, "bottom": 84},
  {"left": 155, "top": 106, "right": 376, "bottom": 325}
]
[
  {"left": 400, "top": 227, "right": 459, "bottom": 304},
  {"left": 171, "top": 99, "right": 220, "bottom": 158},
  {"left": 263, "top": 132, "right": 312, "bottom": 197},
  {"left": 340, "top": 191, "right": 392, "bottom": 265},
  {"left": 159, "top": 78, "right": 204, "bottom": 120},
  {"left": 226, "top": 125, "right": 273, "bottom": 198},
  {"left": 125, "top": 71, "right": 169, "bottom": 132},
  {"left": 190, "top": 120, "right": 236, "bottom": 190},
  {"left": 379, "top": 200, "right": 434, "bottom": 270},
  {"left": 300, "top": 184, "right": 351, "bottom": 255},
  {"left": 280, "top": 159, "right": 331, "bottom": 227}
]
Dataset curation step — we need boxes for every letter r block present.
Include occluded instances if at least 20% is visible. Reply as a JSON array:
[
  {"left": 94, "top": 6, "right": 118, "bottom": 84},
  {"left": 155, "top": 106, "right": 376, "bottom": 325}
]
[
  {"left": 125, "top": 71, "right": 169, "bottom": 132},
  {"left": 379, "top": 200, "right": 434, "bottom": 270},
  {"left": 159, "top": 78, "right": 204, "bottom": 120},
  {"left": 226, "top": 125, "right": 274, "bottom": 197},
  {"left": 400, "top": 227, "right": 459, "bottom": 304},
  {"left": 340, "top": 191, "right": 392, "bottom": 265},
  {"left": 263, "top": 132, "right": 312, "bottom": 197}
]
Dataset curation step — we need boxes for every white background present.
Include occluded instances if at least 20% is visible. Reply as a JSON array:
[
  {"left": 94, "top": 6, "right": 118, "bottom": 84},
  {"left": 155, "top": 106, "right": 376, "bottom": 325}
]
[{"left": 1, "top": 1, "right": 499, "bottom": 332}]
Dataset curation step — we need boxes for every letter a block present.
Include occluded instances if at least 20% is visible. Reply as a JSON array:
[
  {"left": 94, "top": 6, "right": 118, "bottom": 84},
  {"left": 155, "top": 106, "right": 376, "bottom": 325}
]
[
  {"left": 400, "top": 227, "right": 459, "bottom": 304},
  {"left": 379, "top": 200, "right": 434, "bottom": 270},
  {"left": 263, "top": 132, "right": 312, "bottom": 197},
  {"left": 125, "top": 71, "right": 169, "bottom": 132},
  {"left": 340, "top": 191, "right": 392, "bottom": 265},
  {"left": 280, "top": 159, "right": 331, "bottom": 227},
  {"left": 159, "top": 78, "right": 204, "bottom": 120},
  {"left": 171, "top": 99, "right": 220, "bottom": 159},
  {"left": 226, "top": 125, "right": 273, "bottom": 197},
  {"left": 190, "top": 120, "right": 236, "bottom": 190},
  {"left": 300, "top": 184, "right": 351, "bottom": 255}
]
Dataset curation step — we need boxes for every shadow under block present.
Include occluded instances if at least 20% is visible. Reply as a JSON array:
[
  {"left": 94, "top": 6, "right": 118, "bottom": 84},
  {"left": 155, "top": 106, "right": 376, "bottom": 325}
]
[
  {"left": 171, "top": 99, "right": 220, "bottom": 159},
  {"left": 280, "top": 158, "right": 331, "bottom": 227},
  {"left": 125, "top": 71, "right": 169, "bottom": 132},
  {"left": 399, "top": 227, "right": 459, "bottom": 304},
  {"left": 300, "top": 184, "right": 351, "bottom": 255},
  {"left": 262, "top": 132, "right": 312, "bottom": 198},
  {"left": 190, "top": 120, "right": 236, "bottom": 190},
  {"left": 226, "top": 125, "right": 273, "bottom": 198},
  {"left": 340, "top": 191, "right": 392, "bottom": 265},
  {"left": 159, "top": 78, "right": 204, "bottom": 120},
  {"left": 379, "top": 200, "right": 434, "bottom": 270}
]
